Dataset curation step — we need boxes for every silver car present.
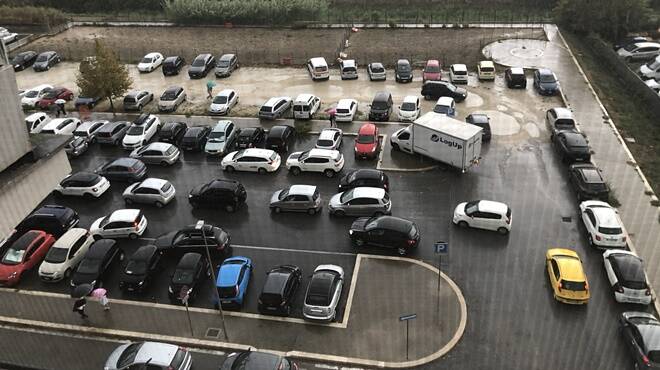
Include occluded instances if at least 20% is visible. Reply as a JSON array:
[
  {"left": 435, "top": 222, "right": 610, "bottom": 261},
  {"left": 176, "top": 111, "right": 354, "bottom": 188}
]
[
  {"left": 303, "top": 264, "right": 344, "bottom": 322},
  {"left": 130, "top": 142, "right": 180, "bottom": 166},
  {"left": 258, "top": 97, "right": 292, "bottom": 119},
  {"left": 270, "top": 185, "right": 322, "bottom": 215},
  {"left": 328, "top": 187, "right": 392, "bottom": 217},
  {"left": 158, "top": 86, "right": 186, "bottom": 112},
  {"left": 204, "top": 120, "right": 237, "bottom": 156},
  {"left": 123, "top": 90, "right": 154, "bottom": 111},
  {"left": 73, "top": 120, "right": 108, "bottom": 143},
  {"left": 96, "top": 121, "right": 130, "bottom": 146},
  {"left": 123, "top": 178, "right": 176, "bottom": 208},
  {"left": 104, "top": 341, "right": 192, "bottom": 370},
  {"left": 315, "top": 128, "right": 343, "bottom": 150}
]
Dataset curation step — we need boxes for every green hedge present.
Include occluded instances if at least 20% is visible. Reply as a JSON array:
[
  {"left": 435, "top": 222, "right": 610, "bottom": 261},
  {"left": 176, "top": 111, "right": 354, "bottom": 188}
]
[
  {"left": 0, "top": 5, "right": 68, "bottom": 25},
  {"left": 0, "top": 0, "right": 162, "bottom": 13},
  {"left": 163, "top": 0, "right": 328, "bottom": 25}
]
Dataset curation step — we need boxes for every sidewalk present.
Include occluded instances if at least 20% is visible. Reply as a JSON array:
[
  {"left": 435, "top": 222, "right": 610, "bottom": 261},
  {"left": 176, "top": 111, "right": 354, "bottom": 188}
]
[{"left": 0, "top": 255, "right": 466, "bottom": 368}]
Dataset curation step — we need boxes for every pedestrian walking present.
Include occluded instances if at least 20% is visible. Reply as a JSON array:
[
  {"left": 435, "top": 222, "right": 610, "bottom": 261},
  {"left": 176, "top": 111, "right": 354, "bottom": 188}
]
[
  {"left": 55, "top": 98, "right": 66, "bottom": 117},
  {"left": 92, "top": 287, "right": 109, "bottom": 311},
  {"left": 72, "top": 297, "right": 88, "bottom": 319},
  {"left": 329, "top": 113, "right": 336, "bottom": 128},
  {"left": 206, "top": 80, "right": 216, "bottom": 99}
]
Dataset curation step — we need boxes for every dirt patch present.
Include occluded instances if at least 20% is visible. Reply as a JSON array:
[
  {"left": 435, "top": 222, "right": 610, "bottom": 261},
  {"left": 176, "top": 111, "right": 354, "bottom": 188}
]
[
  {"left": 345, "top": 27, "right": 545, "bottom": 68},
  {"left": 20, "top": 26, "right": 346, "bottom": 66}
]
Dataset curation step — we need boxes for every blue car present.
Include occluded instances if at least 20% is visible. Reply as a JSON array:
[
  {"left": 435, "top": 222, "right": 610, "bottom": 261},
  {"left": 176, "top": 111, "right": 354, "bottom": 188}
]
[{"left": 215, "top": 256, "right": 252, "bottom": 309}]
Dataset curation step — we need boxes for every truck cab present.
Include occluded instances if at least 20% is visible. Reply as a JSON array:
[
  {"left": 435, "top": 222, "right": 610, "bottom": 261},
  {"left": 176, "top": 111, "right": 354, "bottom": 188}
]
[{"left": 390, "top": 126, "right": 413, "bottom": 153}]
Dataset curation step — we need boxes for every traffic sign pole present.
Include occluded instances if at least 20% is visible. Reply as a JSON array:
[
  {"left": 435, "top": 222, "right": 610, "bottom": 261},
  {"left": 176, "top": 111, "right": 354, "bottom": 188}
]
[
  {"left": 434, "top": 242, "right": 448, "bottom": 322},
  {"left": 399, "top": 313, "right": 417, "bottom": 360}
]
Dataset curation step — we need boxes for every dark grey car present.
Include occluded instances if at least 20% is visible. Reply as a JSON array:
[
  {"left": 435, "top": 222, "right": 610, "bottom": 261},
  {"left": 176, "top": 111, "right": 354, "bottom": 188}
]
[
  {"left": 215, "top": 54, "right": 239, "bottom": 77},
  {"left": 95, "top": 158, "right": 147, "bottom": 182},
  {"left": 33, "top": 51, "right": 61, "bottom": 72},
  {"left": 270, "top": 185, "right": 322, "bottom": 215},
  {"left": 96, "top": 121, "right": 130, "bottom": 146},
  {"left": 620, "top": 312, "right": 660, "bottom": 369}
]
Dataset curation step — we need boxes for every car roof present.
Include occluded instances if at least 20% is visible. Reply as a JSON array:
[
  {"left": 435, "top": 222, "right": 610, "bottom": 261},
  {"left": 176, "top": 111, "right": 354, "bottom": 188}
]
[
  {"left": 308, "top": 148, "right": 340, "bottom": 158},
  {"left": 76, "top": 120, "right": 105, "bottom": 131},
  {"left": 350, "top": 187, "right": 386, "bottom": 199},
  {"left": 426, "top": 59, "right": 440, "bottom": 66},
  {"left": 592, "top": 207, "right": 621, "bottom": 228},
  {"left": 342, "top": 59, "right": 356, "bottom": 67},
  {"left": 477, "top": 200, "right": 508, "bottom": 214},
  {"left": 509, "top": 67, "right": 524, "bottom": 74},
  {"left": 144, "top": 52, "right": 161, "bottom": 58},
  {"left": 43, "top": 118, "right": 75, "bottom": 130},
  {"left": 436, "top": 96, "right": 455, "bottom": 106},
  {"left": 295, "top": 93, "right": 315, "bottom": 102},
  {"left": 130, "top": 245, "right": 157, "bottom": 261},
  {"left": 608, "top": 252, "right": 645, "bottom": 283},
  {"left": 110, "top": 157, "right": 141, "bottom": 167},
  {"left": 309, "top": 57, "right": 327, "bottom": 65},
  {"left": 217, "top": 89, "right": 234, "bottom": 97},
  {"left": 100, "top": 121, "right": 127, "bottom": 130},
  {"left": 370, "top": 62, "right": 384, "bottom": 68},
  {"left": 25, "top": 112, "right": 48, "bottom": 121},
  {"left": 31, "top": 205, "right": 74, "bottom": 219},
  {"left": 288, "top": 185, "right": 317, "bottom": 196},
  {"left": 452, "top": 63, "right": 467, "bottom": 71},
  {"left": 349, "top": 169, "right": 383, "bottom": 180},
  {"left": 309, "top": 271, "right": 337, "bottom": 299},
  {"left": 467, "top": 114, "right": 489, "bottom": 124},
  {"left": 164, "top": 86, "right": 181, "bottom": 94},
  {"left": 143, "top": 142, "right": 173, "bottom": 152},
  {"left": 555, "top": 254, "right": 586, "bottom": 281},
  {"left": 194, "top": 53, "right": 212, "bottom": 60},
  {"left": 138, "top": 178, "right": 168, "bottom": 189},
  {"left": 177, "top": 252, "right": 202, "bottom": 269},
  {"left": 108, "top": 209, "right": 141, "bottom": 223},
  {"left": 372, "top": 216, "right": 413, "bottom": 233},
  {"left": 397, "top": 59, "right": 410, "bottom": 65},
  {"left": 402, "top": 95, "right": 418, "bottom": 104},
  {"left": 632, "top": 42, "right": 660, "bottom": 49},
  {"left": 560, "top": 131, "right": 587, "bottom": 145},
  {"left": 212, "top": 120, "right": 233, "bottom": 131},
  {"left": 263, "top": 269, "right": 291, "bottom": 295},
  {"left": 373, "top": 91, "right": 391, "bottom": 101},
  {"left": 164, "top": 56, "right": 180, "bottom": 62},
  {"left": 268, "top": 125, "right": 291, "bottom": 135},
  {"left": 39, "top": 51, "right": 56, "bottom": 56},
  {"left": 264, "top": 97, "right": 288, "bottom": 106},
  {"left": 319, "top": 128, "right": 340, "bottom": 140},
  {"left": 134, "top": 342, "right": 178, "bottom": 366},
  {"left": 87, "top": 239, "right": 116, "bottom": 257},
  {"left": 358, "top": 123, "right": 376, "bottom": 135},
  {"left": 209, "top": 179, "right": 240, "bottom": 190},
  {"left": 219, "top": 54, "right": 235, "bottom": 61},
  {"left": 66, "top": 171, "right": 101, "bottom": 183},
  {"left": 552, "top": 107, "right": 573, "bottom": 119},
  {"left": 578, "top": 167, "right": 604, "bottom": 183},
  {"left": 237, "top": 148, "right": 273, "bottom": 158},
  {"left": 479, "top": 60, "right": 495, "bottom": 67},
  {"left": 538, "top": 68, "right": 553, "bottom": 75},
  {"left": 162, "top": 121, "right": 184, "bottom": 130},
  {"left": 185, "top": 126, "right": 208, "bottom": 135},
  {"left": 337, "top": 99, "right": 356, "bottom": 108},
  {"left": 8, "top": 230, "right": 44, "bottom": 250},
  {"left": 218, "top": 257, "right": 250, "bottom": 286},
  {"left": 53, "top": 228, "right": 88, "bottom": 249}
]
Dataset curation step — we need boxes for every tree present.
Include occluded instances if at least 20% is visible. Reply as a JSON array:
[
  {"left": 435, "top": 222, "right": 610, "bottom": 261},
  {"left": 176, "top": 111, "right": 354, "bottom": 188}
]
[
  {"left": 76, "top": 39, "right": 132, "bottom": 113},
  {"left": 554, "top": 0, "right": 653, "bottom": 40}
]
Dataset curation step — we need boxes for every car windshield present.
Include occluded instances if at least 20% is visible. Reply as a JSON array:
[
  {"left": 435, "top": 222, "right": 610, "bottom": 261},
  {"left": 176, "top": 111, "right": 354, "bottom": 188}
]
[
  {"left": 371, "top": 65, "right": 384, "bottom": 73},
  {"left": 433, "top": 105, "right": 451, "bottom": 114},
  {"left": 76, "top": 258, "right": 99, "bottom": 274},
  {"left": 540, "top": 74, "right": 556, "bottom": 83},
  {"left": 306, "top": 293, "right": 329, "bottom": 306},
  {"left": 365, "top": 217, "right": 379, "bottom": 230},
  {"left": 124, "top": 260, "right": 147, "bottom": 275},
  {"left": 43, "top": 90, "right": 58, "bottom": 99},
  {"left": 2, "top": 248, "right": 26, "bottom": 265},
  {"left": 401, "top": 102, "right": 416, "bottom": 111},
  {"left": 213, "top": 96, "right": 228, "bottom": 104},
  {"left": 127, "top": 126, "right": 144, "bottom": 135},
  {"left": 623, "top": 43, "right": 638, "bottom": 51},
  {"left": 11, "top": 55, "right": 24, "bottom": 63},
  {"left": 425, "top": 65, "right": 440, "bottom": 73},
  {"left": 340, "top": 189, "right": 355, "bottom": 202},
  {"left": 317, "top": 139, "right": 334, "bottom": 147},
  {"left": 218, "top": 60, "right": 230, "bottom": 67},
  {"left": 192, "top": 58, "right": 206, "bottom": 67},
  {"left": 44, "top": 247, "right": 68, "bottom": 264},
  {"left": 446, "top": 83, "right": 457, "bottom": 92},
  {"left": 36, "top": 55, "right": 48, "bottom": 62},
  {"left": 556, "top": 119, "right": 575, "bottom": 128},
  {"left": 141, "top": 57, "right": 153, "bottom": 63},
  {"left": 161, "top": 91, "right": 178, "bottom": 101},
  {"left": 73, "top": 130, "right": 88, "bottom": 137},
  {"left": 647, "top": 60, "right": 660, "bottom": 69},
  {"left": 599, "top": 226, "right": 623, "bottom": 235},
  {"left": 278, "top": 190, "right": 289, "bottom": 200},
  {"left": 117, "top": 343, "right": 141, "bottom": 369},
  {"left": 357, "top": 134, "right": 375, "bottom": 144},
  {"left": 398, "top": 64, "right": 411, "bottom": 71},
  {"left": 562, "top": 280, "right": 587, "bottom": 291},
  {"left": 372, "top": 101, "right": 389, "bottom": 110},
  {"left": 24, "top": 90, "right": 39, "bottom": 98},
  {"left": 208, "top": 131, "right": 225, "bottom": 142},
  {"left": 465, "top": 201, "right": 479, "bottom": 215},
  {"left": 172, "top": 268, "right": 195, "bottom": 284},
  {"left": 336, "top": 108, "right": 349, "bottom": 114}
]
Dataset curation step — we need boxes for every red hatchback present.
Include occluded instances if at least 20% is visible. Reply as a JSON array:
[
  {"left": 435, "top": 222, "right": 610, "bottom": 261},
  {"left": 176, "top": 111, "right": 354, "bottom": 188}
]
[
  {"left": 37, "top": 87, "right": 74, "bottom": 109},
  {"left": 423, "top": 60, "right": 442, "bottom": 82},
  {"left": 0, "top": 230, "right": 55, "bottom": 286},
  {"left": 355, "top": 123, "right": 380, "bottom": 159}
]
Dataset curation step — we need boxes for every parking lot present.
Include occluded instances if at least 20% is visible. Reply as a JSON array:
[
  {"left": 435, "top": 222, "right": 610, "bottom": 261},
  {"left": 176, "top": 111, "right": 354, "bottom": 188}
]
[{"left": 5, "top": 28, "right": 655, "bottom": 369}]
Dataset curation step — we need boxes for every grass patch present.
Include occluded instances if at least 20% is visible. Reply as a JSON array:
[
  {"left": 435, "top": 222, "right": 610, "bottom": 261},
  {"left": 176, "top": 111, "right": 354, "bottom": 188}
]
[{"left": 562, "top": 30, "right": 660, "bottom": 196}]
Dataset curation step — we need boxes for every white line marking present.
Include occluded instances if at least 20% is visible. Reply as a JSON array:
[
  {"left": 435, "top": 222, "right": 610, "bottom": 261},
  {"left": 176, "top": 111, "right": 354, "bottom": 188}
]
[
  {"left": 138, "top": 237, "right": 156, "bottom": 241},
  {"left": 339, "top": 254, "right": 361, "bottom": 325},
  {"left": 232, "top": 244, "right": 357, "bottom": 257},
  {"left": 315, "top": 365, "right": 339, "bottom": 369}
]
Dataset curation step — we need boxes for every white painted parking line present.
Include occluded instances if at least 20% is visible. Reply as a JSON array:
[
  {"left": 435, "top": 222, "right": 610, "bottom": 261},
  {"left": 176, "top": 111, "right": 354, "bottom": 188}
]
[
  {"left": 138, "top": 237, "right": 156, "bottom": 241},
  {"left": 232, "top": 244, "right": 357, "bottom": 257},
  {"left": 338, "top": 255, "right": 361, "bottom": 325}
]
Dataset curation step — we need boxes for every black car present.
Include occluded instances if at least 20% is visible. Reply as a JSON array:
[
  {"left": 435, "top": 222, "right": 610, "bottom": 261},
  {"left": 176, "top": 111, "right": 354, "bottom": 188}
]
[
  {"left": 421, "top": 81, "right": 467, "bottom": 102},
  {"left": 180, "top": 126, "right": 211, "bottom": 151},
  {"left": 619, "top": 312, "right": 660, "bottom": 369},
  {"left": 188, "top": 54, "right": 215, "bottom": 79},
  {"left": 33, "top": 51, "right": 61, "bottom": 72},
  {"left": 11, "top": 51, "right": 38, "bottom": 71},
  {"left": 159, "top": 121, "right": 187, "bottom": 144},
  {"left": 553, "top": 131, "right": 591, "bottom": 163},
  {"left": 465, "top": 113, "right": 492, "bottom": 142},
  {"left": 258, "top": 265, "right": 302, "bottom": 316},
  {"left": 368, "top": 91, "right": 393, "bottom": 121},
  {"left": 154, "top": 223, "right": 231, "bottom": 257},
  {"left": 74, "top": 96, "right": 102, "bottom": 109},
  {"left": 168, "top": 253, "right": 209, "bottom": 303},
  {"left": 95, "top": 157, "right": 147, "bottom": 182},
  {"left": 188, "top": 179, "right": 247, "bottom": 212},
  {"left": 614, "top": 36, "right": 649, "bottom": 51},
  {"left": 349, "top": 216, "right": 420, "bottom": 256},
  {"left": 64, "top": 136, "right": 89, "bottom": 157},
  {"left": 568, "top": 163, "right": 610, "bottom": 201},
  {"left": 220, "top": 351, "right": 298, "bottom": 370},
  {"left": 338, "top": 169, "right": 389, "bottom": 192},
  {"left": 162, "top": 56, "right": 185, "bottom": 76},
  {"left": 70, "top": 239, "right": 123, "bottom": 288},
  {"left": 533, "top": 68, "right": 559, "bottom": 96},
  {"left": 264, "top": 125, "right": 295, "bottom": 152},
  {"left": 15, "top": 205, "right": 79, "bottom": 239},
  {"left": 119, "top": 245, "right": 162, "bottom": 293},
  {"left": 236, "top": 127, "right": 265, "bottom": 149},
  {"left": 504, "top": 67, "right": 527, "bottom": 88},
  {"left": 395, "top": 59, "right": 413, "bottom": 83}
]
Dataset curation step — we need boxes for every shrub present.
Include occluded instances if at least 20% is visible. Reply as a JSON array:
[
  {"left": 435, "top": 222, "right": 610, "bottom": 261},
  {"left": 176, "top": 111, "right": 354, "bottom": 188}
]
[
  {"left": 0, "top": 0, "right": 163, "bottom": 13},
  {"left": 0, "top": 6, "right": 68, "bottom": 26},
  {"left": 163, "top": 0, "right": 329, "bottom": 25}
]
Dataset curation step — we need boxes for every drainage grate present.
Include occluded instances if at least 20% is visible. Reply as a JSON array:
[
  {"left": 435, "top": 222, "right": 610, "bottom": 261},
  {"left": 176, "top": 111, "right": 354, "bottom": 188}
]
[
  {"left": 561, "top": 216, "right": 572, "bottom": 223},
  {"left": 205, "top": 328, "right": 222, "bottom": 339}
]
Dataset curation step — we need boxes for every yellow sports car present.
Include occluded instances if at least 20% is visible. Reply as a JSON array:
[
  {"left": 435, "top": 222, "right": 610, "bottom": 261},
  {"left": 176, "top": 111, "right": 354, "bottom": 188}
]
[{"left": 546, "top": 248, "right": 590, "bottom": 304}]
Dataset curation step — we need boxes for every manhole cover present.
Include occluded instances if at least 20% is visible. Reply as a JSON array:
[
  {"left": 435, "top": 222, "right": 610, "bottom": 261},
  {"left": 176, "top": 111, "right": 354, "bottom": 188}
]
[
  {"left": 510, "top": 47, "right": 544, "bottom": 59},
  {"left": 561, "top": 216, "right": 572, "bottom": 223},
  {"left": 206, "top": 328, "right": 222, "bottom": 338}
]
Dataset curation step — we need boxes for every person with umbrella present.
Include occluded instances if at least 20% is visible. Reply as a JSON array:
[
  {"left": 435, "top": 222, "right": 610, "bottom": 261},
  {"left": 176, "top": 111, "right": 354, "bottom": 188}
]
[
  {"left": 92, "top": 287, "right": 110, "bottom": 311},
  {"left": 325, "top": 107, "right": 337, "bottom": 128},
  {"left": 71, "top": 283, "right": 93, "bottom": 319},
  {"left": 206, "top": 80, "right": 216, "bottom": 99},
  {"left": 54, "top": 98, "right": 66, "bottom": 117}
]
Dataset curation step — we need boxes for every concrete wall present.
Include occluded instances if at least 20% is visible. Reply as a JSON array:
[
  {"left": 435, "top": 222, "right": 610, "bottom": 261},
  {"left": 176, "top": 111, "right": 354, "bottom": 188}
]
[
  {"left": 0, "top": 65, "right": 32, "bottom": 172},
  {"left": 0, "top": 150, "right": 71, "bottom": 238}
]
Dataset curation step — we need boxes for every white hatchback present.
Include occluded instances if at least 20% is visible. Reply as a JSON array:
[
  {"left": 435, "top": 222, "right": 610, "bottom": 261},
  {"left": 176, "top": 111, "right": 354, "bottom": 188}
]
[
  {"left": 21, "top": 84, "right": 52, "bottom": 108},
  {"left": 316, "top": 128, "right": 343, "bottom": 150},
  {"left": 286, "top": 148, "right": 345, "bottom": 178},
  {"left": 25, "top": 112, "right": 51, "bottom": 133},
  {"left": 89, "top": 209, "right": 148, "bottom": 240},
  {"left": 221, "top": 148, "right": 282, "bottom": 174},
  {"left": 209, "top": 89, "right": 239, "bottom": 115},
  {"left": 122, "top": 115, "right": 160, "bottom": 149},
  {"left": 603, "top": 249, "right": 652, "bottom": 305},
  {"left": 137, "top": 52, "right": 164, "bottom": 72},
  {"left": 397, "top": 95, "right": 421, "bottom": 122},
  {"left": 39, "top": 118, "right": 81, "bottom": 135},
  {"left": 453, "top": 200, "right": 512, "bottom": 234},
  {"left": 579, "top": 200, "right": 627, "bottom": 249},
  {"left": 54, "top": 172, "right": 110, "bottom": 198},
  {"left": 334, "top": 99, "right": 358, "bottom": 122},
  {"left": 450, "top": 64, "right": 468, "bottom": 84},
  {"left": 38, "top": 228, "right": 94, "bottom": 282}
]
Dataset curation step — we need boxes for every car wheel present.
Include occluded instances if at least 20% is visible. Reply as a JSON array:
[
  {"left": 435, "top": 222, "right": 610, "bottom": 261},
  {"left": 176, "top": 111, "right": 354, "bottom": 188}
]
[
  {"left": 307, "top": 208, "right": 317, "bottom": 215},
  {"left": 587, "top": 235, "right": 594, "bottom": 247},
  {"left": 497, "top": 227, "right": 509, "bottom": 235},
  {"left": 324, "top": 169, "right": 336, "bottom": 178},
  {"left": 225, "top": 165, "right": 235, "bottom": 173},
  {"left": 391, "top": 143, "right": 400, "bottom": 151},
  {"left": 225, "top": 204, "right": 235, "bottom": 213},
  {"left": 290, "top": 167, "right": 301, "bottom": 175},
  {"left": 93, "top": 234, "right": 102, "bottom": 241},
  {"left": 334, "top": 210, "right": 346, "bottom": 217},
  {"left": 354, "top": 238, "right": 364, "bottom": 246},
  {"left": 397, "top": 247, "right": 407, "bottom": 256},
  {"left": 64, "top": 268, "right": 72, "bottom": 278},
  {"left": 258, "top": 168, "right": 267, "bottom": 175},
  {"left": 458, "top": 221, "right": 469, "bottom": 228},
  {"left": 114, "top": 139, "right": 120, "bottom": 146},
  {"left": 128, "top": 233, "right": 138, "bottom": 240},
  {"left": 154, "top": 201, "right": 164, "bottom": 208},
  {"left": 124, "top": 198, "right": 133, "bottom": 205},
  {"left": 373, "top": 211, "right": 384, "bottom": 217},
  {"left": 160, "top": 161, "right": 169, "bottom": 166},
  {"left": 273, "top": 207, "right": 281, "bottom": 214}
]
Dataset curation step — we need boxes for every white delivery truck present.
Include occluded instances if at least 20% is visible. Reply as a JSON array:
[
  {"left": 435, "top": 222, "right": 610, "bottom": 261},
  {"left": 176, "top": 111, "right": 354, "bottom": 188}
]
[{"left": 390, "top": 112, "right": 482, "bottom": 172}]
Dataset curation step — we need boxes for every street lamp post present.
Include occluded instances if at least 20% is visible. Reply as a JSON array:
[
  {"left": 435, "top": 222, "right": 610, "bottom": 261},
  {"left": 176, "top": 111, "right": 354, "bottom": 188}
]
[{"left": 196, "top": 220, "right": 229, "bottom": 341}]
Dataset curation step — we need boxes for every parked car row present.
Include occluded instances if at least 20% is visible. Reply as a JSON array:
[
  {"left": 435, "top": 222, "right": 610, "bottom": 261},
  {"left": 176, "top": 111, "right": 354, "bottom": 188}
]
[{"left": 135, "top": 52, "right": 240, "bottom": 78}]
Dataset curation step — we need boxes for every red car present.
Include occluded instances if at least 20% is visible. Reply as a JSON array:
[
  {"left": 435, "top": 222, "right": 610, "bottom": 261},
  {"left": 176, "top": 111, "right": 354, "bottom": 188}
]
[
  {"left": 422, "top": 59, "right": 442, "bottom": 82},
  {"left": 0, "top": 230, "right": 55, "bottom": 286},
  {"left": 355, "top": 123, "right": 380, "bottom": 159},
  {"left": 37, "top": 87, "right": 74, "bottom": 110}
]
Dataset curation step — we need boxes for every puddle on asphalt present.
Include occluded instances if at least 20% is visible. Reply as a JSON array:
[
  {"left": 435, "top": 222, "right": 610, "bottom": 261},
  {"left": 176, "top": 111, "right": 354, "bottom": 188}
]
[
  {"left": 496, "top": 104, "right": 508, "bottom": 112},
  {"left": 523, "top": 122, "right": 540, "bottom": 138},
  {"left": 465, "top": 92, "right": 484, "bottom": 108},
  {"left": 481, "top": 110, "right": 520, "bottom": 136},
  {"left": 513, "top": 112, "right": 524, "bottom": 119}
]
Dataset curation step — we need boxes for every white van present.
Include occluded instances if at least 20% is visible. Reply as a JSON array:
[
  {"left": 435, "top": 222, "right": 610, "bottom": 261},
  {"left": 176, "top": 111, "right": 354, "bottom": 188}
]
[
  {"left": 340, "top": 59, "right": 358, "bottom": 80},
  {"left": 25, "top": 112, "right": 51, "bottom": 133},
  {"left": 639, "top": 55, "right": 660, "bottom": 80},
  {"left": 293, "top": 94, "right": 321, "bottom": 120},
  {"left": 307, "top": 57, "right": 330, "bottom": 80}
]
